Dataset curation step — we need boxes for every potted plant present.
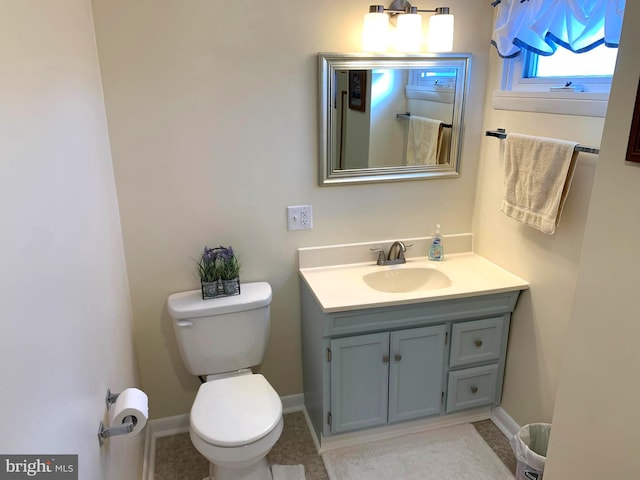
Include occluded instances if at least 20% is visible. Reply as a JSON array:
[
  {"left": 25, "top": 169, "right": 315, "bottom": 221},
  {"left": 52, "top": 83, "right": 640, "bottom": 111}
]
[
  {"left": 197, "top": 246, "right": 220, "bottom": 299},
  {"left": 217, "top": 246, "right": 241, "bottom": 295},
  {"left": 196, "top": 246, "right": 240, "bottom": 299}
]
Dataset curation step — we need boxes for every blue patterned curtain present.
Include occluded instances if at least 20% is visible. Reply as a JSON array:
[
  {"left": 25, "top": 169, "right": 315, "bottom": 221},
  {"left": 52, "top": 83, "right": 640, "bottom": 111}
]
[{"left": 491, "top": 0, "right": 625, "bottom": 58}]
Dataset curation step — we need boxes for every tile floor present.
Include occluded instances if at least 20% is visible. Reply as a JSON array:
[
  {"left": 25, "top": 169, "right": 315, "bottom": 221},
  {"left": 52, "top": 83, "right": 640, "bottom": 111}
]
[{"left": 154, "top": 412, "right": 516, "bottom": 480}]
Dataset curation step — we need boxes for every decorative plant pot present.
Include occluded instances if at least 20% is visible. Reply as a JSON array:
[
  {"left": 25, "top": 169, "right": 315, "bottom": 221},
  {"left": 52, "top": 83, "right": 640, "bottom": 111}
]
[
  {"left": 222, "top": 278, "right": 241, "bottom": 296},
  {"left": 201, "top": 280, "right": 220, "bottom": 300},
  {"left": 200, "top": 278, "right": 241, "bottom": 300}
]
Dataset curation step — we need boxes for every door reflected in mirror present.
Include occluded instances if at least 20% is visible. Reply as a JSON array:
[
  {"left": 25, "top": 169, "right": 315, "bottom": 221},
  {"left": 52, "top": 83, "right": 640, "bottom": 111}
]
[{"left": 319, "top": 53, "right": 471, "bottom": 185}]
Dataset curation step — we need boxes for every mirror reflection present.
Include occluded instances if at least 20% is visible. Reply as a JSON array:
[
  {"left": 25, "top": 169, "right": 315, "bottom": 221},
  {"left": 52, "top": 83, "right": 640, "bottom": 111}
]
[{"left": 319, "top": 53, "right": 471, "bottom": 185}]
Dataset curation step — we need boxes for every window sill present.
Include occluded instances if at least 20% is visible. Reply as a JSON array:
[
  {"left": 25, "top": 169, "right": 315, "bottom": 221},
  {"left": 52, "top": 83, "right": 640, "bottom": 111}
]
[{"left": 492, "top": 90, "right": 609, "bottom": 117}]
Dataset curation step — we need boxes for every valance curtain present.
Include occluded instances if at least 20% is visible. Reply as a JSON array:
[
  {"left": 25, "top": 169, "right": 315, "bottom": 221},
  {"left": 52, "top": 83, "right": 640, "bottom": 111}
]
[{"left": 491, "top": 0, "right": 626, "bottom": 58}]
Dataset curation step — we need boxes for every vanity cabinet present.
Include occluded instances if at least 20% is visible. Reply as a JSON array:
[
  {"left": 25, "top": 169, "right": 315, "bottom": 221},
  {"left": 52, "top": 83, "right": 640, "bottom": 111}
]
[{"left": 300, "top": 282, "right": 522, "bottom": 443}]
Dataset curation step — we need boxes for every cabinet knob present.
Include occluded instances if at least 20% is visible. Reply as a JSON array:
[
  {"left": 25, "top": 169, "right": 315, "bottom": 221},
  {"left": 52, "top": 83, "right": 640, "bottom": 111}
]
[
  {"left": 382, "top": 355, "right": 390, "bottom": 363},
  {"left": 474, "top": 339, "right": 483, "bottom": 347},
  {"left": 394, "top": 353, "right": 402, "bottom": 362},
  {"left": 470, "top": 385, "right": 479, "bottom": 394}
]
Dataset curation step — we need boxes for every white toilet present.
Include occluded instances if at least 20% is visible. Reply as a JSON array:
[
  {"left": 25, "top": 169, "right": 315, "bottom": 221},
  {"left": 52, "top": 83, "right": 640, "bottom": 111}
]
[{"left": 167, "top": 282, "right": 283, "bottom": 480}]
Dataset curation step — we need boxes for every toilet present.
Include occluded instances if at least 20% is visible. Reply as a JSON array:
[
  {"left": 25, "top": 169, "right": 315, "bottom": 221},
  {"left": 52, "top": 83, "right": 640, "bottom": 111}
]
[{"left": 167, "top": 282, "right": 283, "bottom": 480}]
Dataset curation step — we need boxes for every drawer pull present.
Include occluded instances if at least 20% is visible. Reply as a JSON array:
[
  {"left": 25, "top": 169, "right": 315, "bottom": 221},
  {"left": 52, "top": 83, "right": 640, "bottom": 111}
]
[
  {"left": 474, "top": 339, "right": 483, "bottom": 347},
  {"left": 382, "top": 355, "right": 390, "bottom": 363},
  {"left": 394, "top": 353, "right": 402, "bottom": 362},
  {"left": 470, "top": 385, "right": 479, "bottom": 394}
]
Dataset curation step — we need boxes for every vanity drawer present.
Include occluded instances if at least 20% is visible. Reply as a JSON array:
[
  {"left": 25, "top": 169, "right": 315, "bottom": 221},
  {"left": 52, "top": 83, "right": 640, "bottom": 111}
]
[
  {"left": 449, "top": 317, "right": 504, "bottom": 368},
  {"left": 446, "top": 363, "right": 499, "bottom": 413}
]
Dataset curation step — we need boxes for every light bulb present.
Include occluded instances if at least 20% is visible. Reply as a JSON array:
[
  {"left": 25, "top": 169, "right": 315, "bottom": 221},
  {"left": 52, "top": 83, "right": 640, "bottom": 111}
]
[
  {"left": 428, "top": 13, "right": 454, "bottom": 52},
  {"left": 362, "top": 12, "right": 389, "bottom": 52},
  {"left": 396, "top": 13, "right": 422, "bottom": 52}
]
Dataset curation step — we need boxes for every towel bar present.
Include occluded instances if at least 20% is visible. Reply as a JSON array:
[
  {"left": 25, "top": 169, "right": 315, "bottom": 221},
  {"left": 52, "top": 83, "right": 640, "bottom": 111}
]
[
  {"left": 485, "top": 129, "right": 600, "bottom": 154},
  {"left": 397, "top": 113, "right": 452, "bottom": 128}
]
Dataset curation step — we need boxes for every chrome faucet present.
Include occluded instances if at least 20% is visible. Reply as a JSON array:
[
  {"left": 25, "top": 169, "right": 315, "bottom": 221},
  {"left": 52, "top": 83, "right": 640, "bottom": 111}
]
[{"left": 371, "top": 241, "right": 410, "bottom": 266}]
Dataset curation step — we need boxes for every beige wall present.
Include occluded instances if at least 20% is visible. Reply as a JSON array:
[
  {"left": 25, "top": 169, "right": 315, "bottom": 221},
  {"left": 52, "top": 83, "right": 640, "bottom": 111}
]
[
  {"left": 545, "top": 2, "right": 640, "bottom": 477},
  {"left": 0, "top": 1, "right": 142, "bottom": 478},
  {"left": 91, "top": 0, "right": 493, "bottom": 418},
  {"left": 472, "top": 41, "right": 605, "bottom": 424}
]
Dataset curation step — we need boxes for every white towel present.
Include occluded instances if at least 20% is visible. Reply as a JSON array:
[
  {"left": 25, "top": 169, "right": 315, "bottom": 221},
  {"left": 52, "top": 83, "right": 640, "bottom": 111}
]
[
  {"left": 502, "top": 133, "right": 578, "bottom": 235},
  {"left": 406, "top": 116, "right": 443, "bottom": 165},
  {"left": 271, "top": 464, "right": 306, "bottom": 480}
]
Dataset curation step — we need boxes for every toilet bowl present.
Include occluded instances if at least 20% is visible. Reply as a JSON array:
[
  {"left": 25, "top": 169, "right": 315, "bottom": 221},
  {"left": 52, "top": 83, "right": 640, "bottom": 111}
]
[
  {"left": 189, "top": 372, "right": 283, "bottom": 480},
  {"left": 167, "top": 283, "right": 282, "bottom": 480}
]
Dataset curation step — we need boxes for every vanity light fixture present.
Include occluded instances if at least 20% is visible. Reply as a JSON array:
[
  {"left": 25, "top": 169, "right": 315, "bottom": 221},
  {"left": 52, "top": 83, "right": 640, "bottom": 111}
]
[{"left": 362, "top": 1, "right": 453, "bottom": 53}]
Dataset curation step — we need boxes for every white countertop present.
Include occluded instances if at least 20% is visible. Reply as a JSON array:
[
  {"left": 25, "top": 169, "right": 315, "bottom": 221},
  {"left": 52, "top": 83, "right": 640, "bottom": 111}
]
[{"left": 299, "top": 252, "right": 529, "bottom": 313}]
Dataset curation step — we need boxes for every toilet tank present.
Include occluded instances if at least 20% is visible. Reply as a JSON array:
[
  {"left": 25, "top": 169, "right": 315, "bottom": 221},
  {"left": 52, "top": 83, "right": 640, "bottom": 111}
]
[{"left": 167, "top": 282, "right": 272, "bottom": 376}]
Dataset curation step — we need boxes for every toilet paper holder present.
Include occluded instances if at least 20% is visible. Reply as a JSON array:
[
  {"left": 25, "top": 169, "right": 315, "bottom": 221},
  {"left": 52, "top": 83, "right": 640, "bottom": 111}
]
[
  {"left": 97, "top": 388, "right": 136, "bottom": 446},
  {"left": 104, "top": 388, "right": 121, "bottom": 409}
]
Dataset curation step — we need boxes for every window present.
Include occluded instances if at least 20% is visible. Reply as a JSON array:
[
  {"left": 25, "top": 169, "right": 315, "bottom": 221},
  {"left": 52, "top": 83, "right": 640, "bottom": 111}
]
[
  {"left": 527, "top": 44, "right": 618, "bottom": 79},
  {"left": 496, "top": 48, "right": 616, "bottom": 116},
  {"left": 491, "top": 0, "right": 624, "bottom": 116},
  {"left": 503, "top": 44, "right": 619, "bottom": 94}
]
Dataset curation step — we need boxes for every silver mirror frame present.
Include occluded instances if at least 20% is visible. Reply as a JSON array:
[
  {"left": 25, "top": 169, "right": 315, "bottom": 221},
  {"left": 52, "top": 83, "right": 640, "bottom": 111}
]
[{"left": 319, "top": 52, "right": 471, "bottom": 186}]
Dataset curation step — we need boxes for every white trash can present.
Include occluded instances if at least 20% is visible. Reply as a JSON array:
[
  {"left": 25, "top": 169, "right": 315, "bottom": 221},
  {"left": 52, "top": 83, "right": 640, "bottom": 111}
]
[{"left": 510, "top": 423, "right": 551, "bottom": 480}]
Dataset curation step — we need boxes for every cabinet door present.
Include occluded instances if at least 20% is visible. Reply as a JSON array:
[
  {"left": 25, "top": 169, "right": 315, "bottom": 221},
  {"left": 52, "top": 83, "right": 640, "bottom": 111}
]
[
  {"left": 388, "top": 325, "right": 447, "bottom": 423},
  {"left": 330, "top": 332, "right": 389, "bottom": 433}
]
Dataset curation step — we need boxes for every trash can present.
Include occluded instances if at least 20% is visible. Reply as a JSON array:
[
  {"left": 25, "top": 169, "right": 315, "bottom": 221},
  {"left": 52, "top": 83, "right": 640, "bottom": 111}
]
[{"left": 510, "top": 423, "right": 551, "bottom": 480}]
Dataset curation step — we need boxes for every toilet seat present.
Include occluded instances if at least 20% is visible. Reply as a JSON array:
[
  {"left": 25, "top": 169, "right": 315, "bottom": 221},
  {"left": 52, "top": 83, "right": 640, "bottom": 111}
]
[{"left": 190, "top": 374, "right": 282, "bottom": 447}]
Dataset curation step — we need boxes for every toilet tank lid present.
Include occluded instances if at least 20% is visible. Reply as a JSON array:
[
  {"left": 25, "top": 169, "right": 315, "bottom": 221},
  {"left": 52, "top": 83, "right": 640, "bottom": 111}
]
[{"left": 167, "top": 282, "right": 272, "bottom": 319}]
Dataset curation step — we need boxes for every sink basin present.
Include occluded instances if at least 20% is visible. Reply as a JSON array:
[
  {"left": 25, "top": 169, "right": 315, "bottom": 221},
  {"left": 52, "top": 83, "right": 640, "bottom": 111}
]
[{"left": 363, "top": 267, "right": 452, "bottom": 293}]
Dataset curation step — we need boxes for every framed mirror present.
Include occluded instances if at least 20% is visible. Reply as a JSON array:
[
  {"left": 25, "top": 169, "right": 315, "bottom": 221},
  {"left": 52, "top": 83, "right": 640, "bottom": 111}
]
[{"left": 319, "top": 52, "right": 471, "bottom": 185}]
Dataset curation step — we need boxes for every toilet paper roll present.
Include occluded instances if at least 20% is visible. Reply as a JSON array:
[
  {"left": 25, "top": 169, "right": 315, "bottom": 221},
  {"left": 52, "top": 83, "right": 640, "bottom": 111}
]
[{"left": 109, "top": 388, "right": 148, "bottom": 436}]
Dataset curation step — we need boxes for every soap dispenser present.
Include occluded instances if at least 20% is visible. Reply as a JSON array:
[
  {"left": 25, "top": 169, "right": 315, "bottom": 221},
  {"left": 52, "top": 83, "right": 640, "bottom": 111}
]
[{"left": 429, "top": 224, "right": 444, "bottom": 261}]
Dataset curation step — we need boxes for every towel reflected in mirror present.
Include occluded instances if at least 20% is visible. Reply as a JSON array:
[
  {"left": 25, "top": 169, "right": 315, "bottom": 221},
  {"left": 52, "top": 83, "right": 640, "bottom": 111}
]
[{"left": 406, "top": 115, "right": 444, "bottom": 165}]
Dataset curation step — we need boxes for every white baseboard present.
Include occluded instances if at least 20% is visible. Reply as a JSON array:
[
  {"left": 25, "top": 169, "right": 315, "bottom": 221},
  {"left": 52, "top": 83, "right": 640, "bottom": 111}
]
[
  {"left": 142, "top": 393, "right": 305, "bottom": 480},
  {"left": 141, "top": 421, "right": 154, "bottom": 480},
  {"left": 281, "top": 393, "right": 305, "bottom": 413},
  {"left": 149, "top": 413, "right": 191, "bottom": 437},
  {"left": 302, "top": 407, "right": 322, "bottom": 454},
  {"left": 490, "top": 406, "right": 521, "bottom": 439}
]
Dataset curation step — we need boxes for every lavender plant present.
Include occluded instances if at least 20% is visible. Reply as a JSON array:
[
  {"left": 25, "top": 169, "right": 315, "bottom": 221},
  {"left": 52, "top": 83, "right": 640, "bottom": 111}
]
[
  {"left": 196, "top": 246, "right": 220, "bottom": 282},
  {"left": 196, "top": 246, "right": 240, "bottom": 282},
  {"left": 217, "top": 246, "right": 240, "bottom": 280}
]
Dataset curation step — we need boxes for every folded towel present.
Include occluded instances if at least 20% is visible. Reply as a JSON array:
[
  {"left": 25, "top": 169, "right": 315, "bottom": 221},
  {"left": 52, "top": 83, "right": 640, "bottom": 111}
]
[
  {"left": 501, "top": 133, "right": 578, "bottom": 235},
  {"left": 406, "top": 116, "right": 443, "bottom": 165},
  {"left": 271, "top": 464, "right": 306, "bottom": 480}
]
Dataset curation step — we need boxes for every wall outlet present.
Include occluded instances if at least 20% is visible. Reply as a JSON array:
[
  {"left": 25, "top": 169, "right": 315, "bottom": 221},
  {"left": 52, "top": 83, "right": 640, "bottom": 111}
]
[{"left": 287, "top": 205, "right": 313, "bottom": 231}]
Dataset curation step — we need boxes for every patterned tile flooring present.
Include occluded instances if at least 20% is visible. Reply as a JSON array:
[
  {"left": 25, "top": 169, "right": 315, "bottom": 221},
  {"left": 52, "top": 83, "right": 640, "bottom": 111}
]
[{"left": 154, "top": 412, "right": 516, "bottom": 480}]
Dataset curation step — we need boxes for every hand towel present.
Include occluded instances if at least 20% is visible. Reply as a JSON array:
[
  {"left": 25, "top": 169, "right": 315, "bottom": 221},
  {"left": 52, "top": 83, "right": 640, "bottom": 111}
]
[
  {"left": 502, "top": 133, "right": 578, "bottom": 235},
  {"left": 406, "top": 116, "right": 443, "bottom": 165}
]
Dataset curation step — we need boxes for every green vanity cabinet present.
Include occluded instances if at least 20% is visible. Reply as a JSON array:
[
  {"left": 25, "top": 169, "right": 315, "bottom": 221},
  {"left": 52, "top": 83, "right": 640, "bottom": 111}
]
[
  {"left": 300, "top": 281, "right": 522, "bottom": 443},
  {"left": 329, "top": 325, "right": 446, "bottom": 434}
]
